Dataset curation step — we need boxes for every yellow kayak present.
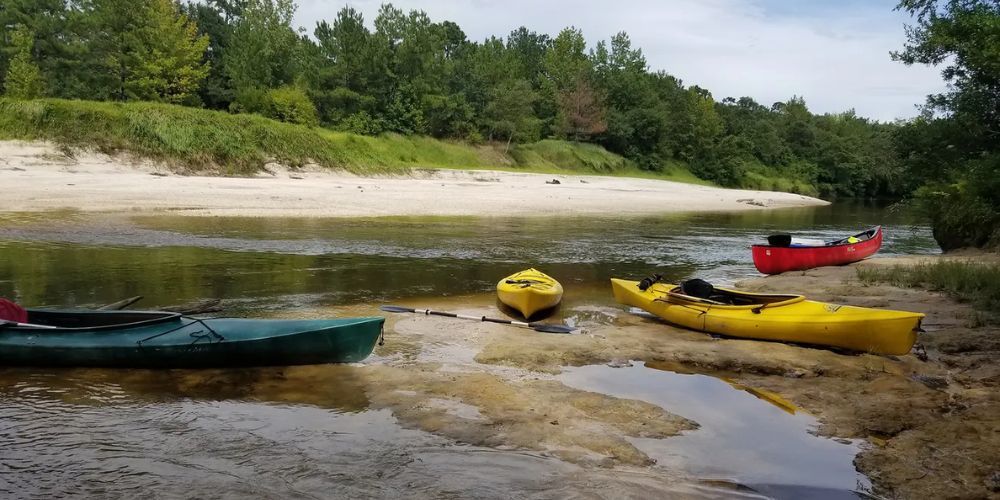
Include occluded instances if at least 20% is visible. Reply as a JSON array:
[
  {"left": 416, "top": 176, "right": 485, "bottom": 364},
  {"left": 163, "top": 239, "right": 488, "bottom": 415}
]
[
  {"left": 610, "top": 278, "right": 923, "bottom": 355},
  {"left": 497, "top": 269, "right": 563, "bottom": 319}
]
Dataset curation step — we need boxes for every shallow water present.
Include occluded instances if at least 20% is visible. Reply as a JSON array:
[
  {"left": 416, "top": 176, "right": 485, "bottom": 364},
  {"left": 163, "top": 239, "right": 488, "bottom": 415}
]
[
  {"left": 0, "top": 202, "right": 936, "bottom": 498},
  {"left": 0, "top": 202, "right": 936, "bottom": 311},
  {"left": 0, "top": 366, "right": 760, "bottom": 499},
  {"left": 561, "top": 362, "right": 869, "bottom": 499}
]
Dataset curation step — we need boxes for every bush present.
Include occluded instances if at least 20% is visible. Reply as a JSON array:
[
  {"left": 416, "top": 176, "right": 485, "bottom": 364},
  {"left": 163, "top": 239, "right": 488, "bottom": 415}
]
[
  {"left": 230, "top": 86, "right": 318, "bottom": 126},
  {"left": 263, "top": 86, "right": 318, "bottom": 126},
  {"left": 340, "top": 111, "right": 386, "bottom": 135},
  {"left": 918, "top": 185, "right": 1000, "bottom": 250}
]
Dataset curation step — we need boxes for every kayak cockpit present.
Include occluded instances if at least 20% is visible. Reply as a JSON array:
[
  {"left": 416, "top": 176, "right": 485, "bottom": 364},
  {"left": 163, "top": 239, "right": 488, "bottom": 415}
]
[
  {"left": 23, "top": 310, "right": 183, "bottom": 330},
  {"left": 663, "top": 286, "right": 803, "bottom": 307}
]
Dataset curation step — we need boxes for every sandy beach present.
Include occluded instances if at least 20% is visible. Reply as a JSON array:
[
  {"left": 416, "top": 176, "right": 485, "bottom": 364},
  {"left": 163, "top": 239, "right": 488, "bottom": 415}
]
[{"left": 0, "top": 141, "right": 827, "bottom": 217}]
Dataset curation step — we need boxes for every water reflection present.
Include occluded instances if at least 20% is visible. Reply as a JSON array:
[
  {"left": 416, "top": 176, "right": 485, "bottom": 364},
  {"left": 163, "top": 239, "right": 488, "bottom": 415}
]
[
  {"left": 0, "top": 203, "right": 937, "bottom": 311},
  {"left": 559, "top": 362, "right": 868, "bottom": 499}
]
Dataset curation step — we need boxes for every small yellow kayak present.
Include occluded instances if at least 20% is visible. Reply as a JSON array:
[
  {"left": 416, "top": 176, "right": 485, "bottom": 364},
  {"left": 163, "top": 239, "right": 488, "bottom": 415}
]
[
  {"left": 611, "top": 278, "right": 924, "bottom": 355},
  {"left": 497, "top": 269, "right": 563, "bottom": 319}
]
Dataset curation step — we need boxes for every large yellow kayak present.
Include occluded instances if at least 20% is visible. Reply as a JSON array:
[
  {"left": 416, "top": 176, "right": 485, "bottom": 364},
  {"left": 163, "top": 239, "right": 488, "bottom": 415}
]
[
  {"left": 497, "top": 269, "right": 563, "bottom": 319},
  {"left": 610, "top": 278, "right": 923, "bottom": 355}
]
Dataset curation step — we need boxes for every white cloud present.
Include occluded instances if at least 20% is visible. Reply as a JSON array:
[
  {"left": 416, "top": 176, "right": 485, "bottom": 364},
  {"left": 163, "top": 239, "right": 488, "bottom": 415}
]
[{"left": 293, "top": 0, "right": 947, "bottom": 121}]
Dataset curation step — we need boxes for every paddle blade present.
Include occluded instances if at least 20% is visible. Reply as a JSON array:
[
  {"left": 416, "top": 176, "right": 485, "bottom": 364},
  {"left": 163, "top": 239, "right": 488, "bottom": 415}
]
[
  {"left": 379, "top": 305, "right": 416, "bottom": 313},
  {"left": 530, "top": 323, "right": 576, "bottom": 334}
]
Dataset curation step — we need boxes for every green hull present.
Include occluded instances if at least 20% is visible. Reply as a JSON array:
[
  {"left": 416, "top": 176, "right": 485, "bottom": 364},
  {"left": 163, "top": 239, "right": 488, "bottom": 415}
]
[{"left": 1, "top": 310, "right": 385, "bottom": 368}]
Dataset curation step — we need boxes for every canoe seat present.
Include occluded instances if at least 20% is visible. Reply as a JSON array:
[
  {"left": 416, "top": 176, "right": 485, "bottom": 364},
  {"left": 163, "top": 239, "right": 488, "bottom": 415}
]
[{"left": 0, "top": 298, "right": 28, "bottom": 323}]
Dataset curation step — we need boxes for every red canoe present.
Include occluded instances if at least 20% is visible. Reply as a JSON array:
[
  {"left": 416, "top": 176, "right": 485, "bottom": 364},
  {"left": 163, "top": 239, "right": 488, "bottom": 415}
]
[{"left": 751, "top": 226, "right": 883, "bottom": 275}]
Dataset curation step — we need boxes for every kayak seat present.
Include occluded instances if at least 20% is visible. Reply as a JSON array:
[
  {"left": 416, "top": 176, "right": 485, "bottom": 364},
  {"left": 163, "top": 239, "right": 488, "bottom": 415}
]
[
  {"left": 680, "top": 279, "right": 715, "bottom": 299},
  {"left": 0, "top": 298, "right": 28, "bottom": 323}
]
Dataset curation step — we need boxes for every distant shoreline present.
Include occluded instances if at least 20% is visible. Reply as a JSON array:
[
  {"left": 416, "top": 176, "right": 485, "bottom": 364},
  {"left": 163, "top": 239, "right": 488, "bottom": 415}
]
[{"left": 1, "top": 141, "right": 827, "bottom": 218}]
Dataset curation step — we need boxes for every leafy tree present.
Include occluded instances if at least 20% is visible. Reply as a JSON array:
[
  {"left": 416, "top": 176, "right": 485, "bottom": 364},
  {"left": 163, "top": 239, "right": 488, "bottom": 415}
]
[
  {"left": 0, "top": 0, "right": 89, "bottom": 97},
  {"left": 507, "top": 27, "right": 550, "bottom": 85},
  {"left": 542, "top": 27, "right": 606, "bottom": 140},
  {"left": 314, "top": 7, "right": 371, "bottom": 91},
  {"left": 894, "top": 0, "right": 1000, "bottom": 139},
  {"left": 183, "top": 0, "right": 241, "bottom": 108},
  {"left": 894, "top": 0, "right": 1000, "bottom": 249},
  {"left": 543, "top": 27, "right": 589, "bottom": 92},
  {"left": 224, "top": 0, "right": 300, "bottom": 92},
  {"left": 483, "top": 79, "right": 540, "bottom": 146},
  {"left": 137, "top": 0, "right": 210, "bottom": 103},
  {"left": 3, "top": 25, "right": 44, "bottom": 98},
  {"left": 591, "top": 32, "right": 663, "bottom": 164},
  {"left": 88, "top": 0, "right": 209, "bottom": 102}
]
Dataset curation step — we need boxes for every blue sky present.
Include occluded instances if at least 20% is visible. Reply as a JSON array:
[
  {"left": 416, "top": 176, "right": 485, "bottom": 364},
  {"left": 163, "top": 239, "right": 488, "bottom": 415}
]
[{"left": 293, "top": 0, "right": 946, "bottom": 121}]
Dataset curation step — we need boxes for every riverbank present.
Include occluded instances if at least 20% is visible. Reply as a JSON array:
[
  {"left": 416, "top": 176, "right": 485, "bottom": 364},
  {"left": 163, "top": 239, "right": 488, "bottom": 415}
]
[
  {"left": 0, "top": 140, "right": 826, "bottom": 217},
  {"left": 349, "top": 254, "right": 997, "bottom": 498}
]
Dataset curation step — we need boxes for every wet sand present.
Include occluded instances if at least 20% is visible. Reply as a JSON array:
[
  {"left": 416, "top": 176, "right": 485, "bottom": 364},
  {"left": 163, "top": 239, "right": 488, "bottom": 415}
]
[{"left": 0, "top": 140, "right": 827, "bottom": 217}]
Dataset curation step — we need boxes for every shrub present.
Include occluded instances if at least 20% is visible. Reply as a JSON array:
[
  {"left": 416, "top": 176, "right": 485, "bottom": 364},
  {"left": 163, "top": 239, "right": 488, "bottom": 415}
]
[
  {"left": 230, "top": 86, "right": 318, "bottom": 126},
  {"left": 263, "top": 86, "right": 318, "bottom": 126},
  {"left": 917, "top": 182, "right": 1000, "bottom": 251}
]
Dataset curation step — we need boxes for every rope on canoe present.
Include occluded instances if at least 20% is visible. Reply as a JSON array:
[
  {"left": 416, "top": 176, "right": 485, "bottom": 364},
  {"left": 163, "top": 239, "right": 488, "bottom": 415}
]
[{"left": 136, "top": 316, "right": 225, "bottom": 346}]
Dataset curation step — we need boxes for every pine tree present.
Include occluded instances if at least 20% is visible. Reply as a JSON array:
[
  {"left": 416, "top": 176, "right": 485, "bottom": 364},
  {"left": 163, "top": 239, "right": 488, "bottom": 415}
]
[
  {"left": 90, "top": 0, "right": 209, "bottom": 102},
  {"left": 134, "top": 0, "right": 210, "bottom": 103},
  {"left": 3, "top": 25, "right": 45, "bottom": 99}
]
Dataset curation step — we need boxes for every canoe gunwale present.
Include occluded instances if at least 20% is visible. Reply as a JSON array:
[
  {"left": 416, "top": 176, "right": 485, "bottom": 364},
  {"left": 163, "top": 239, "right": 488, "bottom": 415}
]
[
  {"left": 751, "top": 226, "right": 882, "bottom": 251},
  {"left": 15, "top": 309, "right": 184, "bottom": 332}
]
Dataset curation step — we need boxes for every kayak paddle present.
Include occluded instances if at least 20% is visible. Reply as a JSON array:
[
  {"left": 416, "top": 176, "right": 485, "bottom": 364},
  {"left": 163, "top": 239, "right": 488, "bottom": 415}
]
[
  {"left": 0, "top": 320, "right": 58, "bottom": 329},
  {"left": 379, "top": 305, "right": 575, "bottom": 334}
]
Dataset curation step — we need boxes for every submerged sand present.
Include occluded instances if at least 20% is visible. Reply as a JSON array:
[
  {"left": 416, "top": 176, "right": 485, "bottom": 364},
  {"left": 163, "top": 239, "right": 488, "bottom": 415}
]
[{"left": 0, "top": 140, "right": 826, "bottom": 217}]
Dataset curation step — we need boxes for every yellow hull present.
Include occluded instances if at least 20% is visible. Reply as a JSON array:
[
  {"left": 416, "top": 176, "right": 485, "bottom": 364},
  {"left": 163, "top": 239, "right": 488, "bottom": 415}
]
[
  {"left": 497, "top": 269, "right": 563, "bottom": 319},
  {"left": 610, "top": 278, "right": 923, "bottom": 355}
]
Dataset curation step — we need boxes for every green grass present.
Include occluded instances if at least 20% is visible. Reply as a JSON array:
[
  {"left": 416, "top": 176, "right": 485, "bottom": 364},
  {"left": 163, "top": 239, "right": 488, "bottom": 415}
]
[
  {"left": 742, "top": 170, "right": 819, "bottom": 197},
  {"left": 857, "top": 260, "right": 1000, "bottom": 316},
  {"left": 0, "top": 98, "right": 709, "bottom": 183}
]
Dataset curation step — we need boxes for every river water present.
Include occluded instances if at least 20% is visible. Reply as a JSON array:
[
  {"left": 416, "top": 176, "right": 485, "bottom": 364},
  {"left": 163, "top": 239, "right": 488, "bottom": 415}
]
[{"left": 0, "top": 202, "right": 938, "bottom": 498}]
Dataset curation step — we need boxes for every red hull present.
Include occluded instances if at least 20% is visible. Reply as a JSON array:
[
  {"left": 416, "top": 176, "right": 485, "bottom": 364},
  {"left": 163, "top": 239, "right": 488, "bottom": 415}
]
[{"left": 751, "top": 226, "right": 883, "bottom": 275}]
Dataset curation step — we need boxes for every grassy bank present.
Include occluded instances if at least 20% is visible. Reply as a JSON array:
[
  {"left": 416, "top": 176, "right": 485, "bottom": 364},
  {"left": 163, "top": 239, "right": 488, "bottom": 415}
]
[
  {"left": 0, "top": 98, "right": 708, "bottom": 183},
  {"left": 857, "top": 260, "right": 1000, "bottom": 320}
]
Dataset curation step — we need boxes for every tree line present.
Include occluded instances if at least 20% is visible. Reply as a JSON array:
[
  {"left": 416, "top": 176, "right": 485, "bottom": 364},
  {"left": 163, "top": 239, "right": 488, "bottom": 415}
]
[
  {"left": 0, "top": 0, "right": 997, "bottom": 248},
  {"left": 0, "top": 0, "right": 911, "bottom": 197}
]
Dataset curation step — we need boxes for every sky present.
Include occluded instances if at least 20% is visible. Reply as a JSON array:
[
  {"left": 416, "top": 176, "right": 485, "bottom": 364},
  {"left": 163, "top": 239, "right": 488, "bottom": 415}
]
[{"left": 292, "top": 0, "right": 947, "bottom": 122}]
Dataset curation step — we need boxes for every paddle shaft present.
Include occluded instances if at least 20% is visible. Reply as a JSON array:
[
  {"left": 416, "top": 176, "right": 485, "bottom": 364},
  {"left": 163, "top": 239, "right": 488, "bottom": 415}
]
[
  {"left": 0, "top": 320, "right": 58, "bottom": 329},
  {"left": 417, "top": 308, "right": 533, "bottom": 327},
  {"left": 379, "top": 305, "right": 574, "bottom": 334}
]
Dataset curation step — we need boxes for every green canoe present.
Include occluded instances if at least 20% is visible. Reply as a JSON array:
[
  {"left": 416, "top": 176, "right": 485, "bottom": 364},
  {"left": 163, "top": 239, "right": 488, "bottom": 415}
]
[{"left": 0, "top": 309, "right": 385, "bottom": 368}]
